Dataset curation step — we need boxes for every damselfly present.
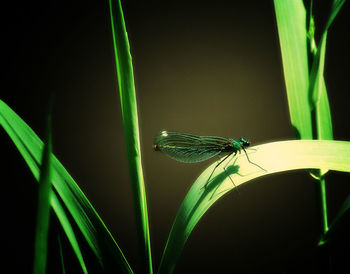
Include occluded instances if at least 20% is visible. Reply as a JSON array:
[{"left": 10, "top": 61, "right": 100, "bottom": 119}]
[{"left": 153, "top": 130, "right": 265, "bottom": 189}]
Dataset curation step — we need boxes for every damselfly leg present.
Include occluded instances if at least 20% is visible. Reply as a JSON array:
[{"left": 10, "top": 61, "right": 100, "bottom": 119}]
[
  {"left": 202, "top": 151, "right": 236, "bottom": 189},
  {"left": 223, "top": 154, "right": 238, "bottom": 188},
  {"left": 242, "top": 147, "right": 266, "bottom": 172}
]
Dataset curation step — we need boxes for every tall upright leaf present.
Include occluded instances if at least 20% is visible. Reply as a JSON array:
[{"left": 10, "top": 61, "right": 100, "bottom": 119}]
[
  {"left": 109, "top": 0, "right": 153, "bottom": 273},
  {"left": 274, "top": 0, "right": 312, "bottom": 139},
  {"left": 309, "top": 0, "right": 346, "bottom": 143},
  {"left": 33, "top": 101, "right": 53, "bottom": 274}
]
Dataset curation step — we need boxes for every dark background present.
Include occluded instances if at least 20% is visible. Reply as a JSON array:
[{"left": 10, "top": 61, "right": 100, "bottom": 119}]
[{"left": 1, "top": 1, "right": 350, "bottom": 273}]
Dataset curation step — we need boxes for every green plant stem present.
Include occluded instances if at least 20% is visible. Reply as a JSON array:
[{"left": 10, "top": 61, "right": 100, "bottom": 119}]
[
  {"left": 313, "top": 177, "right": 331, "bottom": 272},
  {"left": 319, "top": 177, "right": 329, "bottom": 235},
  {"left": 314, "top": 174, "right": 329, "bottom": 245}
]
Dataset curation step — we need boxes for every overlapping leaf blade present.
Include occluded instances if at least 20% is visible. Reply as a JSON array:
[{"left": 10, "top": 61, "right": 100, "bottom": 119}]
[
  {"left": 309, "top": 0, "right": 346, "bottom": 146},
  {"left": 0, "top": 99, "right": 132, "bottom": 273},
  {"left": 33, "top": 101, "right": 53, "bottom": 274},
  {"left": 274, "top": 0, "right": 347, "bottom": 244},
  {"left": 321, "top": 0, "right": 350, "bottom": 238}
]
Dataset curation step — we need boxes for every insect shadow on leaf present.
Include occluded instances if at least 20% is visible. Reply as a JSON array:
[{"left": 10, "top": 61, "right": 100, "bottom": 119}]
[{"left": 200, "top": 158, "right": 242, "bottom": 201}]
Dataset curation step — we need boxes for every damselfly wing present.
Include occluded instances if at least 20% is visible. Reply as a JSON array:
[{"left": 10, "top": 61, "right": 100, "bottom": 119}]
[{"left": 153, "top": 130, "right": 261, "bottom": 188}]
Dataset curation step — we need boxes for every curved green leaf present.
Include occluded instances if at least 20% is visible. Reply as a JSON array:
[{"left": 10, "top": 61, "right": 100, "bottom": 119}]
[
  {"left": 0, "top": 99, "right": 133, "bottom": 273},
  {"left": 158, "top": 140, "right": 350, "bottom": 273}
]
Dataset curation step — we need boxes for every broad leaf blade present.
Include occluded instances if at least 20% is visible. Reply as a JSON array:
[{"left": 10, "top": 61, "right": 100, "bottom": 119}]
[
  {"left": 0, "top": 99, "right": 133, "bottom": 273},
  {"left": 274, "top": 0, "right": 312, "bottom": 139},
  {"left": 109, "top": 0, "right": 153, "bottom": 273},
  {"left": 158, "top": 140, "right": 350, "bottom": 273}
]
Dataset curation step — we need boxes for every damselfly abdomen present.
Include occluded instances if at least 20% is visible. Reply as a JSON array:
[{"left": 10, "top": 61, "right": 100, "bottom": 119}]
[{"left": 153, "top": 130, "right": 264, "bottom": 188}]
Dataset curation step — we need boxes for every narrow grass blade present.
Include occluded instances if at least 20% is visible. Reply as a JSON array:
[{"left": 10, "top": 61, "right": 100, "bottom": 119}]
[
  {"left": 58, "top": 234, "right": 66, "bottom": 274},
  {"left": 309, "top": 0, "right": 346, "bottom": 142},
  {"left": 52, "top": 194, "right": 87, "bottom": 273},
  {"left": 33, "top": 102, "right": 53, "bottom": 274},
  {"left": 310, "top": 33, "right": 332, "bottom": 142},
  {"left": 158, "top": 140, "right": 350, "bottom": 273},
  {"left": 274, "top": 0, "right": 312, "bottom": 139},
  {"left": 315, "top": 0, "right": 347, "bottom": 243},
  {"left": 307, "top": 9, "right": 332, "bottom": 238},
  {"left": 309, "top": 0, "right": 346, "bottom": 141},
  {"left": 326, "top": 0, "right": 347, "bottom": 30},
  {"left": 0, "top": 99, "right": 133, "bottom": 273},
  {"left": 109, "top": 0, "right": 153, "bottom": 273},
  {"left": 326, "top": 193, "right": 350, "bottom": 242}
]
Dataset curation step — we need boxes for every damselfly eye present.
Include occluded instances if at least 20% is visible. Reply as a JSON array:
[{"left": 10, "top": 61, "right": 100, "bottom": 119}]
[
  {"left": 153, "top": 144, "right": 160, "bottom": 151},
  {"left": 240, "top": 138, "right": 250, "bottom": 147}
]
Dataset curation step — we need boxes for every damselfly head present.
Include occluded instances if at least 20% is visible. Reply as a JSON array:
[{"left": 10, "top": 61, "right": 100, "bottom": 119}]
[
  {"left": 153, "top": 144, "right": 160, "bottom": 151},
  {"left": 239, "top": 138, "right": 250, "bottom": 148}
]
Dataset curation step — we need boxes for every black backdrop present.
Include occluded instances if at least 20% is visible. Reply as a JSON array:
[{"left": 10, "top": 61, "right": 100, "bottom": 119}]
[{"left": 2, "top": 1, "right": 350, "bottom": 273}]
